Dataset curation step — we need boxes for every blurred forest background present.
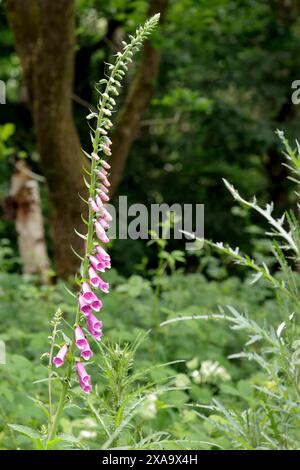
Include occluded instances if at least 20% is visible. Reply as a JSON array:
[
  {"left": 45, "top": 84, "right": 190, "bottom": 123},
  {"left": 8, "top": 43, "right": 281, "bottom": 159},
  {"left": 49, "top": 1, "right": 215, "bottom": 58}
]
[
  {"left": 1, "top": 0, "right": 300, "bottom": 450},
  {"left": 1, "top": 0, "right": 300, "bottom": 278}
]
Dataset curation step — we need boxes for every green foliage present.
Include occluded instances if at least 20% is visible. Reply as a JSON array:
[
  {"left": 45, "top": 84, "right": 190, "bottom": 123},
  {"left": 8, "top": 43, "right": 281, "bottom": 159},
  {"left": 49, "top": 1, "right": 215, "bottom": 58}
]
[
  {"left": 2, "top": 0, "right": 300, "bottom": 273},
  {"left": 168, "top": 134, "right": 300, "bottom": 449},
  {"left": 0, "top": 262, "right": 280, "bottom": 449}
]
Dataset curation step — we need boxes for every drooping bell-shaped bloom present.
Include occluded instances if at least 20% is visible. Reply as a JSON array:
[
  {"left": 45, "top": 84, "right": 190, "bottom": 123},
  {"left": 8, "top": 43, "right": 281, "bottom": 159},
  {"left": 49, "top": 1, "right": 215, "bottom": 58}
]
[
  {"left": 99, "top": 183, "right": 109, "bottom": 194},
  {"left": 102, "top": 209, "right": 113, "bottom": 222},
  {"left": 81, "top": 344, "right": 93, "bottom": 360},
  {"left": 53, "top": 343, "right": 68, "bottom": 368},
  {"left": 100, "top": 192, "right": 110, "bottom": 203},
  {"left": 89, "top": 198, "right": 99, "bottom": 213},
  {"left": 100, "top": 218, "right": 110, "bottom": 230},
  {"left": 87, "top": 313, "right": 103, "bottom": 333},
  {"left": 92, "top": 330, "right": 103, "bottom": 341},
  {"left": 98, "top": 275, "right": 109, "bottom": 293},
  {"left": 86, "top": 314, "right": 102, "bottom": 334},
  {"left": 98, "top": 170, "right": 107, "bottom": 180},
  {"left": 95, "top": 254, "right": 110, "bottom": 271},
  {"left": 102, "top": 177, "right": 110, "bottom": 187},
  {"left": 101, "top": 160, "right": 111, "bottom": 170},
  {"left": 100, "top": 280, "right": 109, "bottom": 293},
  {"left": 89, "top": 266, "right": 100, "bottom": 288},
  {"left": 96, "top": 245, "right": 110, "bottom": 261},
  {"left": 76, "top": 362, "right": 92, "bottom": 394},
  {"left": 81, "top": 281, "right": 95, "bottom": 303},
  {"left": 96, "top": 195, "right": 103, "bottom": 210},
  {"left": 75, "top": 326, "right": 89, "bottom": 350},
  {"left": 86, "top": 313, "right": 103, "bottom": 341},
  {"left": 91, "top": 152, "right": 100, "bottom": 161},
  {"left": 94, "top": 220, "right": 104, "bottom": 237},
  {"left": 95, "top": 221, "right": 110, "bottom": 243},
  {"left": 100, "top": 144, "right": 111, "bottom": 156},
  {"left": 90, "top": 255, "right": 106, "bottom": 272},
  {"left": 96, "top": 195, "right": 103, "bottom": 211},
  {"left": 90, "top": 294, "right": 103, "bottom": 312},
  {"left": 79, "top": 295, "right": 92, "bottom": 316}
]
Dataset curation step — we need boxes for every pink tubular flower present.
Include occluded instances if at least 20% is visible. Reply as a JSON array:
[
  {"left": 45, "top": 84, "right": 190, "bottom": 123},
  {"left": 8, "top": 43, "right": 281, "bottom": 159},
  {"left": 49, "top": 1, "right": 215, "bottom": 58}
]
[
  {"left": 101, "top": 144, "right": 111, "bottom": 156},
  {"left": 75, "top": 326, "right": 89, "bottom": 350},
  {"left": 102, "top": 177, "right": 110, "bottom": 187},
  {"left": 90, "top": 294, "right": 103, "bottom": 312},
  {"left": 98, "top": 170, "right": 106, "bottom": 180},
  {"left": 53, "top": 344, "right": 68, "bottom": 368},
  {"left": 89, "top": 255, "right": 106, "bottom": 272},
  {"left": 89, "top": 266, "right": 100, "bottom": 288},
  {"left": 101, "top": 160, "right": 111, "bottom": 170},
  {"left": 93, "top": 331, "right": 103, "bottom": 341},
  {"left": 87, "top": 313, "right": 103, "bottom": 333},
  {"left": 100, "top": 218, "right": 110, "bottom": 230},
  {"left": 79, "top": 295, "right": 92, "bottom": 316},
  {"left": 76, "top": 362, "right": 92, "bottom": 394},
  {"left": 99, "top": 279, "right": 109, "bottom": 293},
  {"left": 96, "top": 274, "right": 109, "bottom": 293},
  {"left": 81, "top": 281, "right": 94, "bottom": 303},
  {"left": 91, "top": 152, "right": 100, "bottom": 161},
  {"left": 96, "top": 195, "right": 103, "bottom": 209},
  {"left": 87, "top": 321, "right": 103, "bottom": 341},
  {"left": 99, "top": 183, "right": 109, "bottom": 194},
  {"left": 95, "top": 221, "right": 110, "bottom": 243},
  {"left": 81, "top": 345, "right": 93, "bottom": 360},
  {"left": 102, "top": 209, "right": 113, "bottom": 222},
  {"left": 94, "top": 220, "right": 104, "bottom": 237},
  {"left": 86, "top": 313, "right": 103, "bottom": 341},
  {"left": 89, "top": 198, "right": 99, "bottom": 213},
  {"left": 96, "top": 247, "right": 111, "bottom": 270},
  {"left": 100, "top": 192, "right": 110, "bottom": 203},
  {"left": 95, "top": 222, "right": 110, "bottom": 243},
  {"left": 96, "top": 245, "right": 110, "bottom": 261}
]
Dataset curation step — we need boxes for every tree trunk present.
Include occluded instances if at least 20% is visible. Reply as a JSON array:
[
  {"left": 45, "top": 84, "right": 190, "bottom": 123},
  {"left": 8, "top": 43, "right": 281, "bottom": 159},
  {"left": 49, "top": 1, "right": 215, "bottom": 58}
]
[
  {"left": 5, "top": 0, "right": 86, "bottom": 279},
  {"left": 110, "top": 0, "right": 169, "bottom": 195},
  {"left": 8, "top": 160, "right": 50, "bottom": 283}
]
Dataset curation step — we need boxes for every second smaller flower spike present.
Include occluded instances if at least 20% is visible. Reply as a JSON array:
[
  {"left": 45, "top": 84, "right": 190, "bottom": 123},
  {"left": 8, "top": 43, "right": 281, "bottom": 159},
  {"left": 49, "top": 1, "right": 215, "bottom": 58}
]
[{"left": 53, "top": 344, "right": 68, "bottom": 368}]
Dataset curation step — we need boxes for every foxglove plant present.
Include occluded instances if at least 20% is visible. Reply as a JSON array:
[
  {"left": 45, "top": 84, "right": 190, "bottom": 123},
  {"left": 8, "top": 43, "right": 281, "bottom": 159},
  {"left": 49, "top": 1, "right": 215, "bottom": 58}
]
[{"left": 45, "top": 15, "right": 160, "bottom": 444}]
